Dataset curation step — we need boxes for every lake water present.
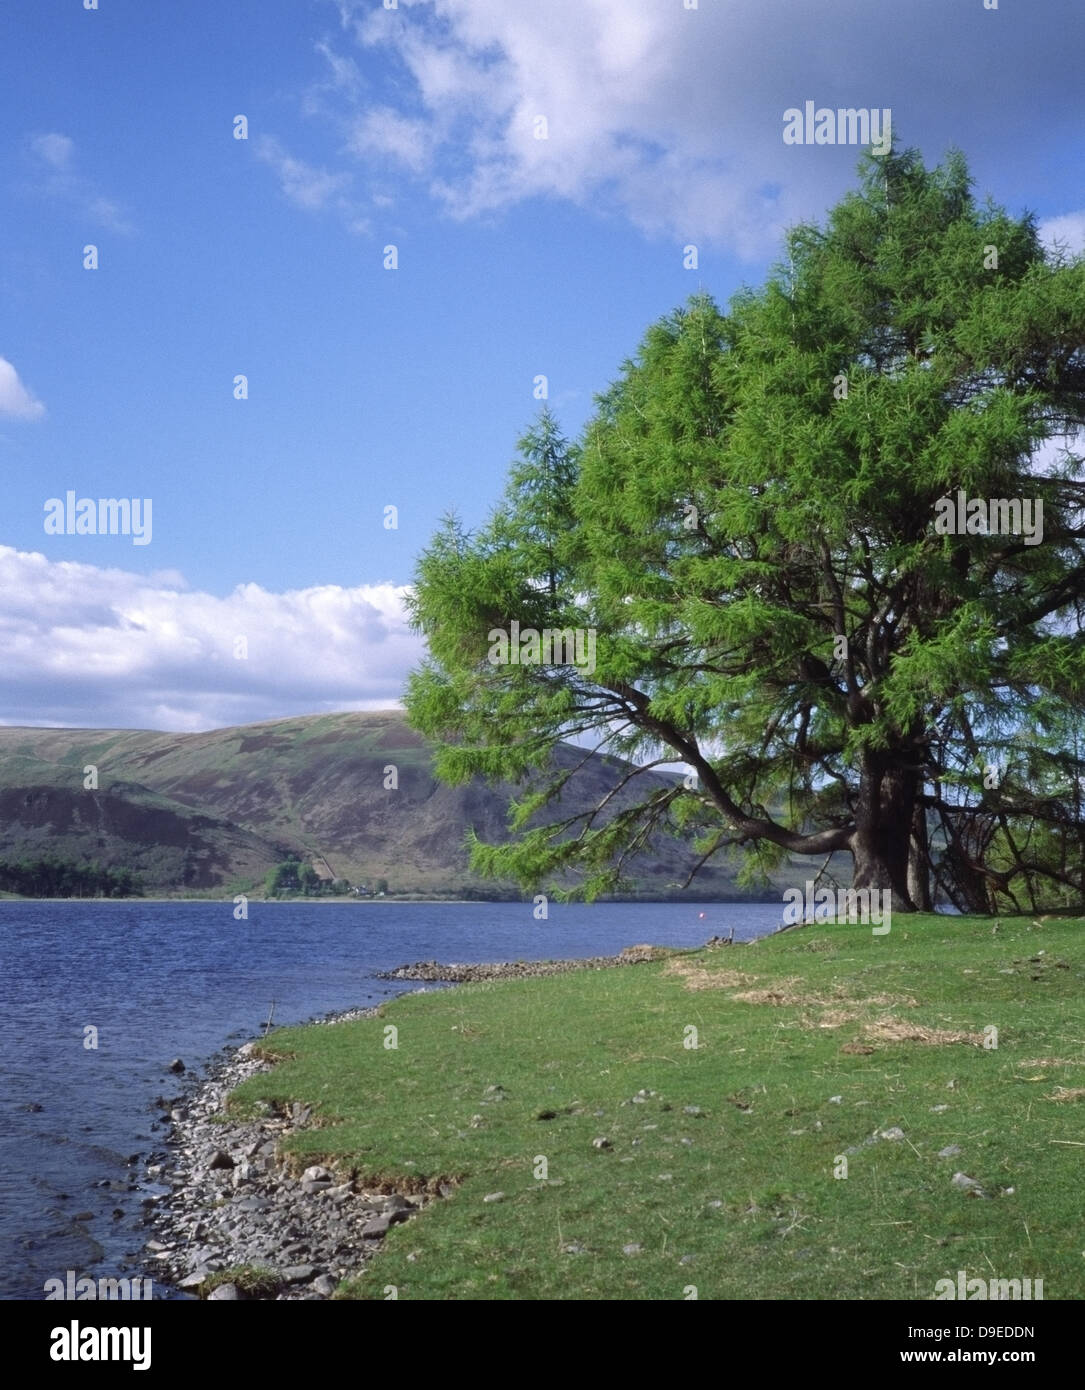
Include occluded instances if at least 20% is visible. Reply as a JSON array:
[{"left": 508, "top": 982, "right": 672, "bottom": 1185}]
[{"left": 0, "top": 899, "right": 788, "bottom": 1300}]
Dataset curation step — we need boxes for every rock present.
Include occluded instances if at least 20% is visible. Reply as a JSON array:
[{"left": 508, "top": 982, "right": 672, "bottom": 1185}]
[
  {"left": 930, "top": 1104, "right": 949, "bottom": 1113},
  {"left": 207, "top": 1282, "right": 239, "bottom": 1300},
  {"left": 592, "top": 1137, "right": 612, "bottom": 1150},
  {"left": 562, "top": 1242, "right": 586, "bottom": 1254},
  {"left": 23, "top": 1102, "right": 43, "bottom": 1112},
  {"left": 829, "top": 1096, "right": 842, "bottom": 1104},
  {"left": 301, "top": 1180, "right": 333, "bottom": 1195},
  {"left": 237, "top": 1043, "right": 255, "bottom": 1058},
  {"left": 951, "top": 1172, "right": 985, "bottom": 1196},
  {"left": 622, "top": 1243, "right": 643, "bottom": 1256},
  {"left": 280, "top": 1265, "right": 316, "bottom": 1284},
  {"left": 208, "top": 1150, "right": 234, "bottom": 1170},
  {"left": 167, "top": 1059, "right": 185, "bottom": 1074},
  {"left": 938, "top": 1145, "right": 962, "bottom": 1158},
  {"left": 879, "top": 1127, "right": 905, "bottom": 1142},
  {"left": 311, "top": 1274, "right": 337, "bottom": 1297},
  {"left": 301, "top": 1165, "right": 333, "bottom": 1184},
  {"left": 683, "top": 1106, "right": 704, "bottom": 1116},
  {"left": 362, "top": 1214, "right": 394, "bottom": 1238},
  {"left": 73, "top": 1212, "right": 93, "bottom": 1222},
  {"left": 482, "top": 1191, "right": 504, "bottom": 1203},
  {"left": 179, "top": 1270, "right": 210, "bottom": 1289},
  {"left": 145, "top": 1240, "right": 170, "bottom": 1253}
]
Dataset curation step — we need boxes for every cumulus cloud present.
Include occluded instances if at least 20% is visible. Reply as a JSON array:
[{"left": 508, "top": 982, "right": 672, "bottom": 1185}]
[
  {"left": 0, "top": 357, "right": 45, "bottom": 420},
  {"left": 0, "top": 546, "right": 421, "bottom": 731},
  {"left": 314, "top": 0, "right": 1085, "bottom": 258},
  {"left": 26, "top": 130, "right": 134, "bottom": 234}
]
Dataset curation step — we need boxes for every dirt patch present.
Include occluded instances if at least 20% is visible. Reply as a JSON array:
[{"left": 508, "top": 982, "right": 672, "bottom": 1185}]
[{"left": 841, "top": 1042, "right": 876, "bottom": 1055}]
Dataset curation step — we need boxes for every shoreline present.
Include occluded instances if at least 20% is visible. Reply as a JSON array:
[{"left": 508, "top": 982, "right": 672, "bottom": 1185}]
[
  {"left": 143, "top": 942, "right": 735, "bottom": 1299},
  {"left": 143, "top": 999, "right": 432, "bottom": 1301}
]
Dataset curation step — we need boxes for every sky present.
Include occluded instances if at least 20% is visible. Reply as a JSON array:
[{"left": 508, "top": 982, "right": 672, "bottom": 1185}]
[{"left": 2, "top": 0, "right": 1083, "bottom": 730}]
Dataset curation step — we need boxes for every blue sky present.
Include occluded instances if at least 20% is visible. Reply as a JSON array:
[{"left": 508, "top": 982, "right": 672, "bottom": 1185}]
[{"left": 2, "top": 0, "right": 1083, "bottom": 729}]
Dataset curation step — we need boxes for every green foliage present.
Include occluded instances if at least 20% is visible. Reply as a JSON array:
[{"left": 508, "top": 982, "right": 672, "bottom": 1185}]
[
  {"left": 0, "top": 857, "right": 142, "bottom": 898},
  {"left": 406, "top": 145, "right": 1085, "bottom": 912}
]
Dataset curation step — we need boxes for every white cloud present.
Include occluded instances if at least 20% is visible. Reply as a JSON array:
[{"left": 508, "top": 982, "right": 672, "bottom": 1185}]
[
  {"left": 0, "top": 358, "right": 45, "bottom": 420},
  {"left": 1039, "top": 211, "right": 1085, "bottom": 257},
  {"left": 347, "top": 107, "right": 432, "bottom": 173},
  {"left": 0, "top": 546, "right": 422, "bottom": 730},
  {"left": 317, "top": 0, "right": 1085, "bottom": 258},
  {"left": 30, "top": 132, "right": 74, "bottom": 170},
  {"left": 26, "top": 131, "right": 134, "bottom": 234},
  {"left": 255, "top": 135, "right": 354, "bottom": 211}
]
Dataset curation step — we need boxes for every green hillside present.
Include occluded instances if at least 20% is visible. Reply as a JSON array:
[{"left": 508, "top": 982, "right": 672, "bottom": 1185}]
[{"left": 0, "top": 711, "right": 838, "bottom": 899}]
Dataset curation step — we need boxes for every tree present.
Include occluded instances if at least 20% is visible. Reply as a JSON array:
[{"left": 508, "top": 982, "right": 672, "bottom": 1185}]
[{"left": 405, "top": 146, "right": 1085, "bottom": 912}]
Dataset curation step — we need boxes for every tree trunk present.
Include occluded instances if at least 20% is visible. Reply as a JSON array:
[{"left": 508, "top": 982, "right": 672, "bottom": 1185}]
[
  {"left": 908, "top": 800, "right": 932, "bottom": 911},
  {"left": 850, "top": 751, "right": 918, "bottom": 912}
]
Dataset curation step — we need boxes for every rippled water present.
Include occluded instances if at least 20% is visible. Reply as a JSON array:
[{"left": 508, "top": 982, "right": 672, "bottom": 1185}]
[{"left": 0, "top": 898, "right": 787, "bottom": 1300}]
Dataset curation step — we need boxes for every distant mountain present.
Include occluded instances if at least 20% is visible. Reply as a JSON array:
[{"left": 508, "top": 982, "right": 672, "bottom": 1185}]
[{"left": 0, "top": 711, "right": 843, "bottom": 898}]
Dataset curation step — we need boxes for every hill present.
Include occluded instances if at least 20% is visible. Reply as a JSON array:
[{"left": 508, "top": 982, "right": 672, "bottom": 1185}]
[{"left": 0, "top": 711, "right": 837, "bottom": 898}]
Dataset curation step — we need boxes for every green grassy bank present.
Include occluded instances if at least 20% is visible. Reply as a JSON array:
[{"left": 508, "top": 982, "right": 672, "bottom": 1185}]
[{"left": 230, "top": 912, "right": 1085, "bottom": 1300}]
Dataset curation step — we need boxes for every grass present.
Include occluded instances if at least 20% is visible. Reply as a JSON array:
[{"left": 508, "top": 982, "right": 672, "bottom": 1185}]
[
  {"left": 229, "top": 911, "right": 1085, "bottom": 1300},
  {"left": 202, "top": 1265, "right": 282, "bottom": 1299}
]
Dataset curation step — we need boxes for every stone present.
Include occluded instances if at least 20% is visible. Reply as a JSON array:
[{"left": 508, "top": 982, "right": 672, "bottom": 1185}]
[
  {"left": 311, "top": 1274, "right": 337, "bottom": 1297},
  {"left": 167, "top": 1058, "right": 185, "bottom": 1074},
  {"left": 281, "top": 1265, "right": 316, "bottom": 1284},
  {"left": 879, "top": 1127, "right": 905, "bottom": 1141},
  {"left": 179, "top": 1270, "right": 210, "bottom": 1289},
  {"left": 622, "top": 1243, "right": 643, "bottom": 1256},
  {"left": 592, "top": 1137, "right": 611, "bottom": 1150},
  {"left": 362, "top": 1214, "right": 394, "bottom": 1238},
  {"left": 938, "top": 1145, "right": 962, "bottom": 1158},
  {"left": 208, "top": 1150, "right": 234, "bottom": 1170},
  {"left": 951, "top": 1172, "right": 985, "bottom": 1195},
  {"left": 683, "top": 1106, "right": 703, "bottom": 1116},
  {"left": 208, "top": 1282, "right": 239, "bottom": 1300},
  {"left": 482, "top": 1191, "right": 504, "bottom": 1203},
  {"left": 301, "top": 1165, "right": 333, "bottom": 1184}
]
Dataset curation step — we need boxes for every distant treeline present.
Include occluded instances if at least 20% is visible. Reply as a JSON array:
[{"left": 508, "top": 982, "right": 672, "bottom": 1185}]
[{"left": 0, "top": 857, "right": 143, "bottom": 898}]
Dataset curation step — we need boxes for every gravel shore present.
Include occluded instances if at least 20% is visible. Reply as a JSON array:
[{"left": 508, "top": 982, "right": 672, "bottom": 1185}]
[{"left": 144, "top": 1004, "right": 437, "bottom": 1301}]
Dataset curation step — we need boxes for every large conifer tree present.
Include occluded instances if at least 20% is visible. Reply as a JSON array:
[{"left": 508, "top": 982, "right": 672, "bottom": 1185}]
[{"left": 406, "top": 148, "right": 1085, "bottom": 912}]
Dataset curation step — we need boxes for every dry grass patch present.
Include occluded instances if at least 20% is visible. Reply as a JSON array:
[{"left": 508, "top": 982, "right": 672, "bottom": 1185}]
[
  {"left": 1020, "top": 1058, "right": 1080, "bottom": 1069},
  {"left": 1044, "top": 1086, "right": 1085, "bottom": 1103},
  {"left": 730, "top": 981, "right": 841, "bottom": 1007},
  {"left": 861, "top": 1016, "right": 985, "bottom": 1047},
  {"left": 662, "top": 958, "right": 756, "bottom": 991}
]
